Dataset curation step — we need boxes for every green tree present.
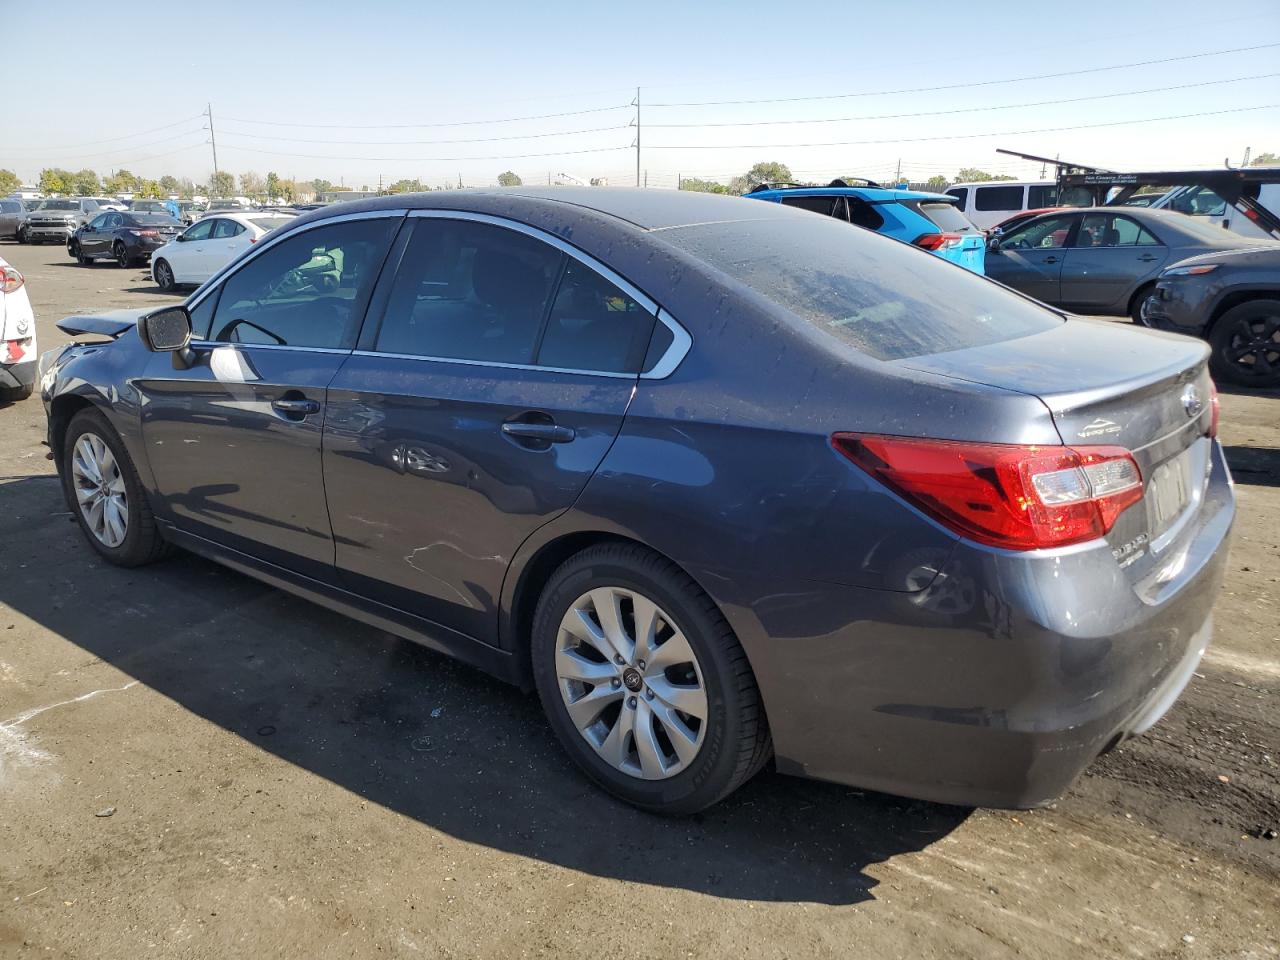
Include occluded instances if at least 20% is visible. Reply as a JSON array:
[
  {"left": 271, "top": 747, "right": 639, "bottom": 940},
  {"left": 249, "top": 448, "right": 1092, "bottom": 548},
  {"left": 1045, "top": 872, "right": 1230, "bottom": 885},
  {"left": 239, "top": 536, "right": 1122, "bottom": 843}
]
[
  {"left": 386, "top": 178, "right": 424, "bottom": 194},
  {"left": 209, "top": 171, "right": 235, "bottom": 196},
  {"left": 0, "top": 169, "right": 19, "bottom": 195},
  {"left": 311, "top": 178, "right": 333, "bottom": 196},
  {"left": 138, "top": 179, "right": 163, "bottom": 199},
  {"left": 39, "top": 168, "right": 71, "bottom": 194},
  {"left": 104, "top": 169, "right": 139, "bottom": 194},
  {"left": 955, "top": 168, "right": 1015, "bottom": 183},
  {"left": 1250, "top": 151, "right": 1278, "bottom": 166},
  {"left": 926, "top": 175, "right": 949, "bottom": 190},
  {"left": 71, "top": 169, "right": 101, "bottom": 195},
  {"left": 265, "top": 171, "right": 281, "bottom": 200},
  {"left": 679, "top": 177, "right": 730, "bottom": 194},
  {"left": 239, "top": 171, "right": 265, "bottom": 198},
  {"left": 158, "top": 175, "right": 181, "bottom": 196},
  {"left": 496, "top": 170, "right": 522, "bottom": 187},
  {"left": 727, "top": 161, "right": 793, "bottom": 195},
  {"left": 277, "top": 178, "right": 297, "bottom": 202}
]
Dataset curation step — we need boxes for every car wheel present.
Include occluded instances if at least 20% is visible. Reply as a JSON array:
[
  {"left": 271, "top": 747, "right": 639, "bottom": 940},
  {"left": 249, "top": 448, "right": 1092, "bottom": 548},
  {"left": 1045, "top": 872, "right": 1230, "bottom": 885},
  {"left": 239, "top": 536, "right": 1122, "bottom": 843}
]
[
  {"left": 531, "top": 542, "right": 771, "bottom": 814},
  {"left": 114, "top": 242, "right": 131, "bottom": 268},
  {"left": 61, "top": 408, "right": 170, "bottom": 566},
  {"left": 1129, "top": 283, "right": 1157, "bottom": 326},
  {"left": 29, "top": 235, "right": 41, "bottom": 245},
  {"left": 154, "top": 258, "right": 176, "bottom": 292},
  {"left": 1208, "top": 300, "right": 1280, "bottom": 388},
  {"left": 72, "top": 241, "right": 91, "bottom": 265}
]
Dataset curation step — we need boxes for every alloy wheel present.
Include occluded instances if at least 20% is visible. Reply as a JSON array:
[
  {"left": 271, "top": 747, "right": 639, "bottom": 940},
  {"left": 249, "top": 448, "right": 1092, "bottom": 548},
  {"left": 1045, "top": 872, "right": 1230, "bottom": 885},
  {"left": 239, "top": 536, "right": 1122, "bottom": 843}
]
[
  {"left": 115, "top": 244, "right": 128, "bottom": 268},
  {"left": 1223, "top": 314, "right": 1280, "bottom": 380},
  {"left": 555, "top": 586, "right": 707, "bottom": 780},
  {"left": 156, "top": 260, "right": 174, "bottom": 290},
  {"left": 71, "top": 433, "right": 128, "bottom": 548}
]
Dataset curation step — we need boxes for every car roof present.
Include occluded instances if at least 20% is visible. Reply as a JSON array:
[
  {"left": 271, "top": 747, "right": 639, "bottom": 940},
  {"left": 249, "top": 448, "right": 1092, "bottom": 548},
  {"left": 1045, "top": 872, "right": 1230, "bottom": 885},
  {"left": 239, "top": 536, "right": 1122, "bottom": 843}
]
[
  {"left": 290, "top": 187, "right": 814, "bottom": 232},
  {"left": 746, "top": 185, "right": 955, "bottom": 204},
  {"left": 948, "top": 181, "right": 1053, "bottom": 189}
]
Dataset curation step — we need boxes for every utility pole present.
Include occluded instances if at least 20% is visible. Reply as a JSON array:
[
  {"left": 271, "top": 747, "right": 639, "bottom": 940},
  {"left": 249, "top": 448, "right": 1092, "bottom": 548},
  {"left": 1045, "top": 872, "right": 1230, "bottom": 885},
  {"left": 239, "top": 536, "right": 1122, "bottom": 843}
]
[
  {"left": 644, "top": 170, "right": 648, "bottom": 188},
  {"left": 206, "top": 102, "right": 220, "bottom": 194},
  {"left": 894, "top": 158, "right": 901, "bottom": 184},
  {"left": 634, "top": 86, "right": 641, "bottom": 188},
  {"left": 378, "top": 173, "right": 383, "bottom": 194}
]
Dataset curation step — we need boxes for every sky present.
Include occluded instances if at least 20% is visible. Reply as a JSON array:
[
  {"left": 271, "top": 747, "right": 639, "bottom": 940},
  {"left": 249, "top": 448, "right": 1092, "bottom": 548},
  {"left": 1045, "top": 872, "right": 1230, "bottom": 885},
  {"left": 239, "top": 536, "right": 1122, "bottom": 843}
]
[{"left": 4, "top": 0, "right": 1279, "bottom": 190}]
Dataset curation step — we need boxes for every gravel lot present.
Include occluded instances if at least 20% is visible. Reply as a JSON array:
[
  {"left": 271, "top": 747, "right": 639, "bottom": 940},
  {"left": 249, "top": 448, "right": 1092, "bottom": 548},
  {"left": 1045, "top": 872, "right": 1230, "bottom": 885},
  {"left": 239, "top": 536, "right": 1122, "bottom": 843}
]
[{"left": 1, "top": 239, "right": 1277, "bottom": 959}]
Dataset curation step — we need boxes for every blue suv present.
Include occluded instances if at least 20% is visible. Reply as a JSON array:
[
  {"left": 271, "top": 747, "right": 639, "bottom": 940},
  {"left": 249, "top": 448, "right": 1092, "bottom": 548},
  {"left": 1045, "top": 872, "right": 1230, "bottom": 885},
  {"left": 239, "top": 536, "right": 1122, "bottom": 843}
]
[{"left": 746, "top": 179, "right": 987, "bottom": 275}]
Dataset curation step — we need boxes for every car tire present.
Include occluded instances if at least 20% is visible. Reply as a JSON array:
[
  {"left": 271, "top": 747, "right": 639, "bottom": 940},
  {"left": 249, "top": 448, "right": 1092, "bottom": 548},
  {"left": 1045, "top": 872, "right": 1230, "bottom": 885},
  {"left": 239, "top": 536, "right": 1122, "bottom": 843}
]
[
  {"left": 61, "top": 408, "right": 171, "bottom": 567},
  {"left": 154, "top": 258, "right": 176, "bottom": 292},
  {"left": 0, "top": 382, "right": 34, "bottom": 402},
  {"left": 1129, "top": 283, "right": 1157, "bottom": 326},
  {"left": 114, "top": 242, "right": 132, "bottom": 268},
  {"left": 72, "top": 242, "right": 91, "bottom": 265},
  {"left": 29, "top": 235, "right": 41, "bottom": 246},
  {"left": 1208, "top": 299, "right": 1280, "bottom": 389},
  {"left": 531, "top": 542, "right": 771, "bottom": 814}
]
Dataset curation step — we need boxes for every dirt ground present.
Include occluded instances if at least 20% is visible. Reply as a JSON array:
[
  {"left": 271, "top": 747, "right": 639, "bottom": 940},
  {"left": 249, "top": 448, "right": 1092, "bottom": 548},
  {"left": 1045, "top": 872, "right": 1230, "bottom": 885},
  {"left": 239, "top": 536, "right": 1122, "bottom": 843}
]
[{"left": 0, "top": 239, "right": 1277, "bottom": 960}]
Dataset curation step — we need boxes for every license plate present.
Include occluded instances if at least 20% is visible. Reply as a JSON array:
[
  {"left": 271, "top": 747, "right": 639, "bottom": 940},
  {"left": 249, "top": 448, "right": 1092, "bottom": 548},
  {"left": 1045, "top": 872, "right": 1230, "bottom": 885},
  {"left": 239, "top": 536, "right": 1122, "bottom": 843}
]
[{"left": 1146, "top": 449, "right": 1194, "bottom": 535}]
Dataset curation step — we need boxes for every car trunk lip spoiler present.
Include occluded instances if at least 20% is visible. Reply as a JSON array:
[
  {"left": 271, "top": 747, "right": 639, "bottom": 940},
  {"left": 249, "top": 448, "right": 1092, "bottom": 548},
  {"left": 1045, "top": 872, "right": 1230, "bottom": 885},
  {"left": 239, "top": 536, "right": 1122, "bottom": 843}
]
[{"left": 56, "top": 315, "right": 138, "bottom": 339}]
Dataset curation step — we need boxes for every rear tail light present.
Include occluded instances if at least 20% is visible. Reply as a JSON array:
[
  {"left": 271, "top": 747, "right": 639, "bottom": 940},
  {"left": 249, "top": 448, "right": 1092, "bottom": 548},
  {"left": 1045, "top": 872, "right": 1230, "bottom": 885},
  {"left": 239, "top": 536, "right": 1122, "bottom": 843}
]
[
  {"left": 832, "top": 433, "right": 1144, "bottom": 550},
  {"left": 129, "top": 229, "right": 160, "bottom": 237},
  {"left": 4, "top": 339, "right": 25, "bottom": 363},
  {"left": 913, "top": 232, "right": 964, "bottom": 251},
  {"left": 1, "top": 266, "right": 23, "bottom": 294},
  {"left": 1209, "top": 382, "right": 1220, "bottom": 438}
]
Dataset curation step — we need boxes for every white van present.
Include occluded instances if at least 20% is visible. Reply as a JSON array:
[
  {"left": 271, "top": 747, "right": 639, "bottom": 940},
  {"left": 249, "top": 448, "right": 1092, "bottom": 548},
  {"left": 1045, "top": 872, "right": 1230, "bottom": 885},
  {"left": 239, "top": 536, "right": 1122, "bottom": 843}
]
[{"left": 944, "top": 181, "right": 1062, "bottom": 231}]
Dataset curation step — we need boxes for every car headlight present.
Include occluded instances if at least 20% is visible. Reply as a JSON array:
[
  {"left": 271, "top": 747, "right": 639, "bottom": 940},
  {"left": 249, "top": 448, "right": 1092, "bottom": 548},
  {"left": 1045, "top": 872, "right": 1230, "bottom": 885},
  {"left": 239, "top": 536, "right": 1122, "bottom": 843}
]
[{"left": 1161, "top": 264, "right": 1219, "bottom": 277}]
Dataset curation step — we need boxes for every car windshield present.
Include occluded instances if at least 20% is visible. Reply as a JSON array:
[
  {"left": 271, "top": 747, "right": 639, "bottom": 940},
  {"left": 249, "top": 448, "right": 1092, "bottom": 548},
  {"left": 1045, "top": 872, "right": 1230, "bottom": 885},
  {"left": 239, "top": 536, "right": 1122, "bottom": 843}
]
[
  {"left": 41, "top": 200, "right": 80, "bottom": 211},
  {"left": 663, "top": 215, "right": 1061, "bottom": 362},
  {"left": 249, "top": 217, "right": 289, "bottom": 231}
]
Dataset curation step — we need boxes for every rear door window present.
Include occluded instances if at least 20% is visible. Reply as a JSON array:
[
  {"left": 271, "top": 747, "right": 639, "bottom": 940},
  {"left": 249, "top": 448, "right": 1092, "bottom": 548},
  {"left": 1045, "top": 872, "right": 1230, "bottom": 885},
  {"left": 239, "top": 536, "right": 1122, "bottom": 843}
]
[
  {"left": 846, "top": 197, "right": 885, "bottom": 230},
  {"left": 1074, "top": 214, "right": 1161, "bottom": 247},
  {"left": 537, "top": 259, "right": 654, "bottom": 373},
  {"left": 662, "top": 216, "right": 1061, "bottom": 362},
  {"left": 208, "top": 217, "right": 395, "bottom": 348},
  {"left": 974, "top": 185, "right": 1025, "bottom": 211},
  {"left": 212, "top": 219, "right": 245, "bottom": 238},
  {"left": 374, "top": 218, "right": 562, "bottom": 364},
  {"left": 780, "top": 195, "right": 842, "bottom": 217}
]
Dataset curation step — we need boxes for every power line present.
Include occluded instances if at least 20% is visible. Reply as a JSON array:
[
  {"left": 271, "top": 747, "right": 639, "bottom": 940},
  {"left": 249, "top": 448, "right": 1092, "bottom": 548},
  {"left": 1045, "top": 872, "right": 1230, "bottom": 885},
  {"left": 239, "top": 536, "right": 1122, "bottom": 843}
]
[
  {"left": 646, "top": 104, "right": 1280, "bottom": 150},
  {"left": 218, "top": 103, "right": 632, "bottom": 130},
  {"left": 9, "top": 130, "right": 209, "bottom": 161},
  {"left": 13, "top": 115, "right": 205, "bottom": 151},
  {"left": 646, "top": 42, "right": 1280, "bottom": 107},
  {"left": 646, "top": 73, "right": 1280, "bottom": 127},
  {"left": 215, "top": 124, "right": 629, "bottom": 146},
  {"left": 219, "top": 143, "right": 632, "bottom": 163}
]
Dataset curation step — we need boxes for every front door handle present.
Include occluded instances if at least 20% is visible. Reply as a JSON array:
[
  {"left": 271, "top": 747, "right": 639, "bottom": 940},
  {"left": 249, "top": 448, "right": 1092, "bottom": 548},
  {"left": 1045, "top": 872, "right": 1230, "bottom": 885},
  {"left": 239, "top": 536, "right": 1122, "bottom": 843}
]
[
  {"left": 1042, "top": 255, "right": 1059, "bottom": 264},
  {"left": 272, "top": 397, "right": 320, "bottom": 417},
  {"left": 502, "top": 422, "right": 575, "bottom": 443}
]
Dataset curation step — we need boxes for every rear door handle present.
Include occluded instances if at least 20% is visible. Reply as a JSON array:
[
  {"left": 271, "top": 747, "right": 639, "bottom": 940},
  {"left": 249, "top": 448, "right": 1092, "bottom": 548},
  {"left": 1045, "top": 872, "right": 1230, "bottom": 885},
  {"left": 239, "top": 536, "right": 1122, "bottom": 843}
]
[
  {"left": 1138, "top": 255, "right": 1159, "bottom": 262},
  {"left": 272, "top": 398, "right": 320, "bottom": 417},
  {"left": 501, "top": 422, "right": 575, "bottom": 443}
]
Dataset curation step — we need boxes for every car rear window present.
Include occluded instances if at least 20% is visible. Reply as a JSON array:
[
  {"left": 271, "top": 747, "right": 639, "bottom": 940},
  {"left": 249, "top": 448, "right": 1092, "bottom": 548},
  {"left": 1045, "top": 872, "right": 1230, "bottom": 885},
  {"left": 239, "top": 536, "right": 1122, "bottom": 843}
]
[
  {"left": 911, "top": 201, "right": 977, "bottom": 233},
  {"left": 129, "top": 214, "right": 180, "bottom": 225},
  {"left": 662, "top": 216, "right": 1061, "bottom": 362}
]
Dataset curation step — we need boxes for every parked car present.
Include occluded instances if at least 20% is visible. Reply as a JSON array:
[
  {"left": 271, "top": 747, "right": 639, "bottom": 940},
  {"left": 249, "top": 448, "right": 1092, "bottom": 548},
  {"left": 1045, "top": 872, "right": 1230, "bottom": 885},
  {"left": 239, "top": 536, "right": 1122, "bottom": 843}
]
[
  {"left": 1140, "top": 246, "right": 1280, "bottom": 388},
  {"left": 92, "top": 197, "right": 129, "bottom": 212},
  {"left": 1, "top": 255, "right": 37, "bottom": 401},
  {"left": 201, "top": 198, "right": 253, "bottom": 216},
  {"left": 40, "top": 189, "right": 1232, "bottom": 814},
  {"left": 984, "top": 207, "right": 1277, "bottom": 321},
  {"left": 1117, "top": 179, "right": 1280, "bottom": 240},
  {"left": 151, "top": 212, "right": 295, "bottom": 290},
  {"left": 746, "top": 180, "right": 986, "bottom": 274},
  {"left": 945, "top": 181, "right": 1071, "bottom": 231},
  {"left": 0, "top": 198, "right": 29, "bottom": 240},
  {"left": 129, "top": 199, "right": 175, "bottom": 216},
  {"left": 21, "top": 197, "right": 106, "bottom": 244},
  {"left": 69, "top": 211, "right": 183, "bottom": 268},
  {"left": 988, "top": 206, "right": 1069, "bottom": 238}
]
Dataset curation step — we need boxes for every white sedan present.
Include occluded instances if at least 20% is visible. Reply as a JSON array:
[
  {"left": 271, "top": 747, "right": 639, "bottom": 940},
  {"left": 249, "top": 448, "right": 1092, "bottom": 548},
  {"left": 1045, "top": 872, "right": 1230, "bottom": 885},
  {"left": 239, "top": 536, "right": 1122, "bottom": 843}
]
[
  {"left": 150, "top": 212, "right": 295, "bottom": 291},
  {"left": 1, "top": 255, "right": 38, "bottom": 402}
]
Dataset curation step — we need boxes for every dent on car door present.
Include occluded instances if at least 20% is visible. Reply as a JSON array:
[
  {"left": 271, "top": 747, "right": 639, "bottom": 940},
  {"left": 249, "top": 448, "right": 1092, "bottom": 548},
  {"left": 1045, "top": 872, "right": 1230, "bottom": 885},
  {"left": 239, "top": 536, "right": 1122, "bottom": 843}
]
[
  {"left": 1059, "top": 213, "right": 1167, "bottom": 311},
  {"left": 137, "top": 215, "right": 398, "bottom": 580},
  {"left": 323, "top": 215, "right": 657, "bottom": 641}
]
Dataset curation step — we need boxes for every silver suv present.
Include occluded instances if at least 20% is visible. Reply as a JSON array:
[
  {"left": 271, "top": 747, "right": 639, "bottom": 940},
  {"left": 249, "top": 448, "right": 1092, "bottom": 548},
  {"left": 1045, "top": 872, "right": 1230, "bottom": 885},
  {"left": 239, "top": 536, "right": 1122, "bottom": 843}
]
[{"left": 22, "top": 198, "right": 106, "bottom": 244}]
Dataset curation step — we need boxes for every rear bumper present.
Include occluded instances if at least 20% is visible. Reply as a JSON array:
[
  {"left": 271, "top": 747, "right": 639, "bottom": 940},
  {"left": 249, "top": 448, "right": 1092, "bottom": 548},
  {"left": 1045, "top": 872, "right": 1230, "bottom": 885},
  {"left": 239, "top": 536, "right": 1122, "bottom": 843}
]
[{"left": 714, "top": 441, "right": 1234, "bottom": 808}]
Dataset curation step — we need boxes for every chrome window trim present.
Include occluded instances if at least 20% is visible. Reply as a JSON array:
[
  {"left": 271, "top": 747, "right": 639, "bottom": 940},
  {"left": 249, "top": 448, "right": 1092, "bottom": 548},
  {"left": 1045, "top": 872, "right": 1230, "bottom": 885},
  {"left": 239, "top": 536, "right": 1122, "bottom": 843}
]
[
  {"left": 349, "top": 350, "right": 635, "bottom": 379},
  {"left": 185, "top": 208, "right": 409, "bottom": 312},
  {"left": 189, "top": 341, "right": 351, "bottom": 355},
  {"left": 404, "top": 209, "right": 691, "bottom": 379}
]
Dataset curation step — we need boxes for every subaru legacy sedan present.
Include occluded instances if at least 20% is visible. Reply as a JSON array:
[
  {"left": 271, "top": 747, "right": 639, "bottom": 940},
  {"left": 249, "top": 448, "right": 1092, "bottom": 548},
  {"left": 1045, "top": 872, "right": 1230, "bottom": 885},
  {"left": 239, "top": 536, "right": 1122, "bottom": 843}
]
[{"left": 40, "top": 189, "right": 1233, "bottom": 814}]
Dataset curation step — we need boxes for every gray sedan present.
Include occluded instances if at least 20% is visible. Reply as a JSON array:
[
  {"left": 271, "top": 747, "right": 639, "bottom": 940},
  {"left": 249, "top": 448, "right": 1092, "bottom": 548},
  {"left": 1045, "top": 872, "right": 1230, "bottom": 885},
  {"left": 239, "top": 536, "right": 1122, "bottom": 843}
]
[
  {"left": 0, "top": 198, "right": 31, "bottom": 240},
  {"left": 985, "top": 207, "right": 1275, "bottom": 321}
]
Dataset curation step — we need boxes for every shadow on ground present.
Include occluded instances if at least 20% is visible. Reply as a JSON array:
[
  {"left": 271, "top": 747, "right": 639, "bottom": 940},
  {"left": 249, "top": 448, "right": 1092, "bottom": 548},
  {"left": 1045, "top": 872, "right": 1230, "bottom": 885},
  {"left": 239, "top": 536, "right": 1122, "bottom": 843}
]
[
  {"left": 0, "top": 473, "right": 969, "bottom": 905},
  {"left": 1223, "top": 445, "right": 1280, "bottom": 488}
]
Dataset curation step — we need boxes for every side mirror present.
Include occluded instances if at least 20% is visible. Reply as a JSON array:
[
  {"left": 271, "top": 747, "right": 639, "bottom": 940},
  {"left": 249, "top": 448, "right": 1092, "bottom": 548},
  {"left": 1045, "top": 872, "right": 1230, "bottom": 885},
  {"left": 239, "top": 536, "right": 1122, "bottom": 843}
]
[
  {"left": 987, "top": 236, "right": 1002, "bottom": 252},
  {"left": 138, "top": 306, "right": 195, "bottom": 367},
  {"left": 175, "top": 233, "right": 187, "bottom": 242},
  {"left": 82, "top": 224, "right": 94, "bottom": 233}
]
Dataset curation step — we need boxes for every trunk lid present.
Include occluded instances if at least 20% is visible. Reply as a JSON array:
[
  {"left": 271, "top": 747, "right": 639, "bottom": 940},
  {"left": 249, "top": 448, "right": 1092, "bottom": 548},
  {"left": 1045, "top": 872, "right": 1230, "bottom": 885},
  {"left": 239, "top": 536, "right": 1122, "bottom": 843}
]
[{"left": 898, "top": 318, "right": 1216, "bottom": 576}]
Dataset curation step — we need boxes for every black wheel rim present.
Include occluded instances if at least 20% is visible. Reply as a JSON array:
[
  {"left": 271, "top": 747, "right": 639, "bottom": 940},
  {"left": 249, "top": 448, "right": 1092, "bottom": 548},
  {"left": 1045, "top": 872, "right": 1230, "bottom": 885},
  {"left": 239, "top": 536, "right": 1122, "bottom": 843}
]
[
  {"left": 116, "top": 246, "right": 126, "bottom": 266},
  {"left": 1222, "top": 314, "right": 1280, "bottom": 380}
]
